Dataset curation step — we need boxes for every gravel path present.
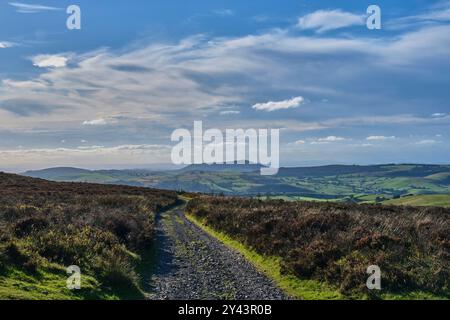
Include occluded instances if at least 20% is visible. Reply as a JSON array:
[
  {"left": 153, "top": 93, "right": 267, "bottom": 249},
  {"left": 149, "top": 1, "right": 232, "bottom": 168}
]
[{"left": 148, "top": 205, "right": 288, "bottom": 300}]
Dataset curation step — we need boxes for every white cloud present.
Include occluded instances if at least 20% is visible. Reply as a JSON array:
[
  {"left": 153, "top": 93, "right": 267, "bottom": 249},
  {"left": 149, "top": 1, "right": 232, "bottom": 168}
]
[
  {"left": 252, "top": 96, "right": 304, "bottom": 112},
  {"left": 432, "top": 112, "right": 446, "bottom": 117},
  {"left": 9, "top": 2, "right": 61, "bottom": 13},
  {"left": 213, "top": 9, "right": 233, "bottom": 16},
  {"left": 82, "top": 119, "right": 108, "bottom": 126},
  {"left": 416, "top": 139, "right": 439, "bottom": 145},
  {"left": 285, "top": 139, "right": 306, "bottom": 147},
  {"left": 0, "top": 42, "right": 13, "bottom": 49},
  {"left": 219, "top": 110, "right": 240, "bottom": 115},
  {"left": 318, "top": 136, "right": 346, "bottom": 142},
  {"left": 310, "top": 136, "right": 347, "bottom": 145},
  {"left": 297, "top": 10, "right": 364, "bottom": 33},
  {"left": 32, "top": 54, "right": 68, "bottom": 68},
  {"left": 366, "top": 135, "right": 396, "bottom": 141}
]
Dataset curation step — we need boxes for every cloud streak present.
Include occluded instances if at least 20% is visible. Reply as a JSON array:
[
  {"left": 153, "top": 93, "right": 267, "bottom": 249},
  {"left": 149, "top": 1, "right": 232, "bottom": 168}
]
[
  {"left": 9, "top": 2, "right": 62, "bottom": 13},
  {"left": 297, "top": 10, "right": 364, "bottom": 33},
  {"left": 366, "top": 136, "right": 396, "bottom": 141}
]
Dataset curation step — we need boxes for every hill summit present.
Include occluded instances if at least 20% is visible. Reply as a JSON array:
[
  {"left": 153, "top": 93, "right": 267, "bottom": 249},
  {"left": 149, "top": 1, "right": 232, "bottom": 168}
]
[{"left": 179, "top": 161, "right": 264, "bottom": 173}]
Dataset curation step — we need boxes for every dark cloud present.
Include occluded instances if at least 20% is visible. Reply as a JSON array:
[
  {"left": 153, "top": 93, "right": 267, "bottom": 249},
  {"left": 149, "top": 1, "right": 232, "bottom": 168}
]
[{"left": 109, "top": 64, "right": 152, "bottom": 73}]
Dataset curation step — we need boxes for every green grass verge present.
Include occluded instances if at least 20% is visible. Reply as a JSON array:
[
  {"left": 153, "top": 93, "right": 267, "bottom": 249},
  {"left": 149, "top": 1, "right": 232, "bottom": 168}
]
[
  {"left": 381, "top": 291, "right": 449, "bottom": 300},
  {"left": 0, "top": 260, "right": 152, "bottom": 300},
  {"left": 0, "top": 265, "right": 117, "bottom": 300},
  {"left": 185, "top": 212, "right": 344, "bottom": 300}
]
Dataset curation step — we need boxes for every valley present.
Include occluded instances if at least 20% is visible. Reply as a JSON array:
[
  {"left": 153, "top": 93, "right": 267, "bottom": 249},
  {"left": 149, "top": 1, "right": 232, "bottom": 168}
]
[{"left": 23, "top": 164, "right": 450, "bottom": 207}]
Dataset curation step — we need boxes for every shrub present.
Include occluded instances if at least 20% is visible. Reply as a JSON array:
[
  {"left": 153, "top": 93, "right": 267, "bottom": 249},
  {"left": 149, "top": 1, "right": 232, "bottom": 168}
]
[
  {"left": 3, "top": 241, "right": 39, "bottom": 273},
  {"left": 96, "top": 248, "right": 139, "bottom": 289},
  {"left": 188, "top": 196, "right": 450, "bottom": 297}
]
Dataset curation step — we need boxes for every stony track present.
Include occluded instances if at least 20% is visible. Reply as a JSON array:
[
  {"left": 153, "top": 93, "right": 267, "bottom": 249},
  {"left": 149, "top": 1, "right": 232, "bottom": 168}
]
[{"left": 148, "top": 205, "right": 288, "bottom": 300}]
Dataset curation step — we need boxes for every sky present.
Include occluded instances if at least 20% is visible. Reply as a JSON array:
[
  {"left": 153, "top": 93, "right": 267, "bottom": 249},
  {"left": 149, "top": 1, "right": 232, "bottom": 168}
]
[{"left": 0, "top": 0, "right": 449, "bottom": 171}]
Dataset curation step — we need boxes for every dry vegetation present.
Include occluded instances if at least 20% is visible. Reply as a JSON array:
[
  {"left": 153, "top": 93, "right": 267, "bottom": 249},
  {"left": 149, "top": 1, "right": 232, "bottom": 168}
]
[
  {"left": 0, "top": 172, "right": 178, "bottom": 299},
  {"left": 187, "top": 196, "right": 450, "bottom": 298}
]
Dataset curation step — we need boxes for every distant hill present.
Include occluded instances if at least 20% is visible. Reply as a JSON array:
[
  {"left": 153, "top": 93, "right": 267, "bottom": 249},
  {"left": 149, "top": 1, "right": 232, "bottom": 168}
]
[
  {"left": 20, "top": 164, "right": 450, "bottom": 205},
  {"left": 24, "top": 167, "right": 92, "bottom": 180},
  {"left": 277, "top": 164, "right": 450, "bottom": 178},
  {"left": 277, "top": 164, "right": 387, "bottom": 177},
  {"left": 179, "top": 161, "right": 264, "bottom": 173}
]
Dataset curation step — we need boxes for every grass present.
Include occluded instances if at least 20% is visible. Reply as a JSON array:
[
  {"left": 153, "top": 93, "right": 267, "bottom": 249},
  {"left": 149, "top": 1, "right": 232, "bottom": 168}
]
[
  {"left": 0, "top": 265, "right": 116, "bottom": 300},
  {"left": 381, "top": 291, "right": 448, "bottom": 300},
  {"left": 383, "top": 194, "right": 450, "bottom": 207},
  {"left": 185, "top": 212, "right": 343, "bottom": 300}
]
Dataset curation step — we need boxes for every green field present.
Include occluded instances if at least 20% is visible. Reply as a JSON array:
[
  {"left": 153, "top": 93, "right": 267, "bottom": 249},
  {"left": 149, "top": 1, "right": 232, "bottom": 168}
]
[{"left": 383, "top": 194, "right": 450, "bottom": 207}]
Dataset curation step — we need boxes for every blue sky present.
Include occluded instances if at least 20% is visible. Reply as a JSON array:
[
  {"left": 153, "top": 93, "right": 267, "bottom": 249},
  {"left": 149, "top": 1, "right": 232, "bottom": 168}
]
[{"left": 0, "top": 0, "right": 449, "bottom": 170}]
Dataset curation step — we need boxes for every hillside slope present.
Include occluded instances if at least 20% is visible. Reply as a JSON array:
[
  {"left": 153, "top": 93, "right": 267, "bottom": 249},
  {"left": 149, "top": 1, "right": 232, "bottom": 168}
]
[
  {"left": 22, "top": 164, "right": 450, "bottom": 204},
  {"left": 0, "top": 172, "right": 178, "bottom": 299},
  {"left": 383, "top": 194, "right": 450, "bottom": 207},
  {"left": 187, "top": 196, "right": 450, "bottom": 299}
]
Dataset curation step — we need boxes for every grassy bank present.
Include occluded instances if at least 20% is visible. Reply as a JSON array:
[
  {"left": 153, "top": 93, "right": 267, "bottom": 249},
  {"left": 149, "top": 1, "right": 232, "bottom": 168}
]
[{"left": 0, "top": 265, "right": 114, "bottom": 300}]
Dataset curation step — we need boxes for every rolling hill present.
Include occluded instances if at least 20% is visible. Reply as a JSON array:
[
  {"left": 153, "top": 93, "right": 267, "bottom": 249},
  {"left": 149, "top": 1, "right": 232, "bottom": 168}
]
[
  {"left": 21, "top": 164, "right": 450, "bottom": 206},
  {"left": 383, "top": 194, "right": 450, "bottom": 207}
]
